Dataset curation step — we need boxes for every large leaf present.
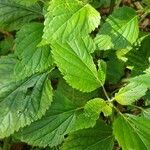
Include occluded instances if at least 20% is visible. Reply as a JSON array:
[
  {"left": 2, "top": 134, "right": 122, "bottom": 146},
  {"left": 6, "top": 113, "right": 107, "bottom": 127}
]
[
  {"left": 15, "top": 23, "right": 52, "bottom": 79},
  {"left": 95, "top": 6, "right": 139, "bottom": 50},
  {"left": 61, "top": 121, "right": 114, "bottom": 150},
  {"left": 0, "top": 0, "right": 43, "bottom": 30},
  {"left": 15, "top": 92, "right": 110, "bottom": 147},
  {"left": 0, "top": 56, "right": 53, "bottom": 138},
  {"left": 42, "top": 0, "right": 100, "bottom": 43},
  {"left": 113, "top": 114, "right": 150, "bottom": 150},
  {"left": 52, "top": 37, "right": 105, "bottom": 92}
]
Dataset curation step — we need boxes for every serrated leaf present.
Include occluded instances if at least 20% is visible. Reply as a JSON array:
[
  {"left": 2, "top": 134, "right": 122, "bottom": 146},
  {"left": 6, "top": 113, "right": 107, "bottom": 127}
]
[
  {"left": 12, "top": 0, "right": 38, "bottom": 6},
  {"left": 74, "top": 98, "right": 112, "bottom": 130},
  {"left": 42, "top": 0, "right": 100, "bottom": 44},
  {"left": 0, "top": 56, "right": 53, "bottom": 138},
  {"left": 61, "top": 121, "right": 114, "bottom": 150},
  {"left": 52, "top": 37, "right": 105, "bottom": 92},
  {"left": 14, "top": 91, "right": 82, "bottom": 147},
  {"left": 0, "top": 0, "right": 43, "bottom": 31},
  {"left": 15, "top": 92, "right": 109, "bottom": 147},
  {"left": 95, "top": 6, "right": 139, "bottom": 50},
  {"left": 115, "top": 72, "right": 150, "bottom": 105},
  {"left": 126, "top": 35, "right": 150, "bottom": 76},
  {"left": 57, "top": 79, "right": 99, "bottom": 106},
  {"left": 15, "top": 23, "right": 53, "bottom": 79},
  {"left": 113, "top": 114, "right": 150, "bottom": 150},
  {"left": 115, "top": 81, "right": 147, "bottom": 105}
]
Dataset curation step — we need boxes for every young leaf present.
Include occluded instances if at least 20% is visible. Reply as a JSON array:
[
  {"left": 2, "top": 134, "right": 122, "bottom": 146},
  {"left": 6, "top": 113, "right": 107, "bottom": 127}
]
[
  {"left": 42, "top": 0, "right": 100, "bottom": 44},
  {"left": 0, "top": 56, "right": 53, "bottom": 138},
  {"left": 95, "top": 6, "right": 139, "bottom": 50},
  {"left": 61, "top": 121, "right": 114, "bottom": 150},
  {"left": 0, "top": 0, "right": 43, "bottom": 31},
  {"left": 15, "top": 92, "right": 110, "bottom": 147},
  {"left": 113, "top": 114, "right": 150, "bottom": 150},
  {"left": 115, "top": 72, "right": 150, "bottom": 105},
  {"left": 15, "top": 23, "right": 53, "bottom": 79},
  {"left": 52, "top": 37, "right": 105, "bottom": 92},
  {"left": 115, "top": 79, "right": 147, "bottom": 105}
]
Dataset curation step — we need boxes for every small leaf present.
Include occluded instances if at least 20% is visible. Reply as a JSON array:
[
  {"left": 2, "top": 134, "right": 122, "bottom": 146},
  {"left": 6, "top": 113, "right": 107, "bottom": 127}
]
[
  {"left": 95, "top": 6, "right": 139, "bottom": 50},
  {"left": 61, "top": 121, "right": 114, "bottom": 150},
  {"left": 113, "top": 114, "right": 150, "bottom": 150}
]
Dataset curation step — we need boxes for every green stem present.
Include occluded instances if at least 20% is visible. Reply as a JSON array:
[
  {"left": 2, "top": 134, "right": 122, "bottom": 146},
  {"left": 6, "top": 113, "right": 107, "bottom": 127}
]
[{"left": 3, "top": 139, "right": 10, "bottom": 150}]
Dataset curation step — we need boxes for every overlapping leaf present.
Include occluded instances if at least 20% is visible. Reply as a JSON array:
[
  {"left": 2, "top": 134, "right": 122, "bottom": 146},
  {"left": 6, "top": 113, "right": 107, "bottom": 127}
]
[
  {"left": 42, "top": 0, "right": 100, "bottom": 43},
  {"left": 52, "top": 37, "right": 105, "bottom": 92},
  {"left": 95, "top": 6, "right": 139, "bottom": 50},
  {"left": 115, "top": 72, "right": 150, "bottom": 105},
  {"left": 15, "top": 91, "right": 111, "bottom": 147},
  {"left": 126, "top": 35, "right": 150, "bottom": 76},
  {"left": 0, "top": 0, "right": 43, "bottom": 30},
  {"left": 15, "top": 23, "right": 53, "bottom": 79},
  {"left": 113, "top": 114, "right": 150, "bottom": 150},
  {"left": 61, "top": 121, "right": 114, "bottom": 150},
  {"left": 0, "top": 55, "right": 53, "bottom": 138}
]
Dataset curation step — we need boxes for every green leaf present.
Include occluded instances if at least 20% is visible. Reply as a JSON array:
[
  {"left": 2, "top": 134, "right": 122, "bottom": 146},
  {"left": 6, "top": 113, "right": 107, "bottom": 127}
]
[
  {"left": 61, "top": 121, "right": 114, "bottom": 150},
  {"left": 126, "top": 35, "right": 150, "bottom": 76},
  {"left": 15, "top": 23, "right": 53, "bottom": 79},
  {"left": 106, "top": 53, "right": 125, "bottom": 84},
  {"left": 115, "top": 69, "right": 150, "bottom": 105},
  {"left": 115, "top": 75, "right": 148, "bottom": 105},
  {"left": 0, "top": 36, "right": 14, "bottom": 55},
  {"left": 0, "top": 56, "right": 53, "bottom": 138},
  {"left": 73, "top": 98, "right": 112, "bottom": 130},
  {"left": 113, "top": 114, "right": 150, "bottom": 150},
  {"left": 12, "top": 0, "right": 38, "bottom": 6},
  {"left": 0, "top": 0, "right": 43, "bottom": 31},
  {"left": 95, "top": 6, "right": 139, "bottom": 50},
  {"left": 14, "top": 91, "right": 82, "bottom": 147},
  {"left": 57, "top": 79, "right": 99, "bottom": 106},
  {"left": 15, "top": 92, "right": 109, "bottom": 147},
  {"left": 52, "top": 37, "right": 105, "bottom": 92},
  {"left": 42, "top": 0, "right": 100, "bottom": 44}
]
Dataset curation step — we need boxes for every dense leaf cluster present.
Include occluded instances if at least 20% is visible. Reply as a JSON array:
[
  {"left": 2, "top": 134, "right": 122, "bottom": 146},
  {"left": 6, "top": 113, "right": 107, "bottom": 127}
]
[{"left": 0, "top": 0, "right": 150, "bottom": 150}]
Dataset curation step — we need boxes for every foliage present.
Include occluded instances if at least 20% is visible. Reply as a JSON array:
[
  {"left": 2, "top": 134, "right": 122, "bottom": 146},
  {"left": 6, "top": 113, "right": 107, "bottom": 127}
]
[{"left": 0, "top": 0, "right": 150, "bottom": 150}]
